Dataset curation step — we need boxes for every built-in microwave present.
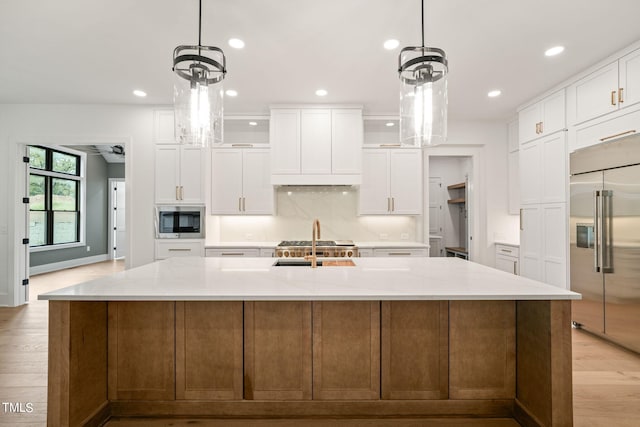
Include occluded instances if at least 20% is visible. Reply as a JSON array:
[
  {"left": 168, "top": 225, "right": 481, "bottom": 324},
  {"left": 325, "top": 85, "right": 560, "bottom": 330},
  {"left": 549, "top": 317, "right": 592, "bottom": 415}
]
[{"left": 155, "top": 205, "right": 205, "bottom": 239}]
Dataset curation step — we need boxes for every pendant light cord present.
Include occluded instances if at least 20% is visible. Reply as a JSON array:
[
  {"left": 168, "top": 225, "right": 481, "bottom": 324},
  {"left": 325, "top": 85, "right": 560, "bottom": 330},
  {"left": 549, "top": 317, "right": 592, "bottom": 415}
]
[
  {"left": 421, "top": 0, "right": 425, "bottom": 48},
  {"left": 198, "top": 0, "right": 202, "bottom": 47}
]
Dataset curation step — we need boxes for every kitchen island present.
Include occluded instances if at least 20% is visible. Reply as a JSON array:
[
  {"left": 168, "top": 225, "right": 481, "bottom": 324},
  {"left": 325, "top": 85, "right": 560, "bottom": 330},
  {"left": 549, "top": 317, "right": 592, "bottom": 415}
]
[{"left": 39, "top": 257, "right": 580, "bottom": 427}]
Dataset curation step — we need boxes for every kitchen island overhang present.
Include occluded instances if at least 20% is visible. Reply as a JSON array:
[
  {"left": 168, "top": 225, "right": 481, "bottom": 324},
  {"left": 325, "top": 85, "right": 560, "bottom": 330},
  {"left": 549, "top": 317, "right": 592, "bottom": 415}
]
[{"left": 39, "top": 257, "right": 580, "bottom": 427}]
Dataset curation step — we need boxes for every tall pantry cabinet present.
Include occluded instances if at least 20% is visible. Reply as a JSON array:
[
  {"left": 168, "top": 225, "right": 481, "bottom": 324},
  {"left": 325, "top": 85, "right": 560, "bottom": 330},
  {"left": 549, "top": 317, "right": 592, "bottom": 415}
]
[{"left": 518, "top": 90, "right": 568, "bottom": 288}]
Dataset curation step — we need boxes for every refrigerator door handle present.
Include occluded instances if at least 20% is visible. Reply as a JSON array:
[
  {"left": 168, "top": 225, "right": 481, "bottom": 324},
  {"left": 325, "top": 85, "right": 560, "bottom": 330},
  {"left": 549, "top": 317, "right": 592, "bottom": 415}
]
[
  {"left": 594, "top": 190, "right": 601, "bottom": 272},
  {"left": 602, "top": 190, "right": 614, "bottom": 273}
]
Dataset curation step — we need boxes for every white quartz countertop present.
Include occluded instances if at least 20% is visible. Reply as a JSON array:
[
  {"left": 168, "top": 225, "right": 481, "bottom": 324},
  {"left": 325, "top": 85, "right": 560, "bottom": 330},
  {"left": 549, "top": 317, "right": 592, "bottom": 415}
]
[
  {"left": 38, "top": 257, "right": 580, "bottom": 302},
  {"left": 205, "top": 241, "right": 429, "bottom": 249},
  {"left": 355, "top": 241, "right": 429, "bottom": 249},
  {"left": 205, "top": 242, "right": 279, "bottom": 248}
]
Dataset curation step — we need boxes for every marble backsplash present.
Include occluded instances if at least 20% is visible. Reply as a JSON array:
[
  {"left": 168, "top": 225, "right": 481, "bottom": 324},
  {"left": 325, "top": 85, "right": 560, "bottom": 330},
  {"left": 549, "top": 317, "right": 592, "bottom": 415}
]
[{"left": 207, "top": 186, "right": 419, "bottom": 243}]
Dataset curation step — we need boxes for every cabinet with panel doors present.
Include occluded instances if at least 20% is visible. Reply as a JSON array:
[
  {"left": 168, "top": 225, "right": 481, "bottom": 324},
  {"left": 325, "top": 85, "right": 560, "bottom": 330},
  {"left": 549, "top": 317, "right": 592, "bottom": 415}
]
[
  {"left": 518, "top": 90, "right": 566, "bottom": 144},
  {"left": 155, "top": 144, "right": 205, "bottom": 204},
  {"left": 359, "top": 148, "right": 422, "bottom": 215}
]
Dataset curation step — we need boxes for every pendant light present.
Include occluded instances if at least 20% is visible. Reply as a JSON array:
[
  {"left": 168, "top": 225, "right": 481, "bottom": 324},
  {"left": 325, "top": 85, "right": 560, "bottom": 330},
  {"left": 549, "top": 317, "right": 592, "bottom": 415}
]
[
  {"left": 398, "top": 0, "right": 448, "bottom": 147},
  {"left": 172, "top": 0, "right": 226, "bottom": 147}
]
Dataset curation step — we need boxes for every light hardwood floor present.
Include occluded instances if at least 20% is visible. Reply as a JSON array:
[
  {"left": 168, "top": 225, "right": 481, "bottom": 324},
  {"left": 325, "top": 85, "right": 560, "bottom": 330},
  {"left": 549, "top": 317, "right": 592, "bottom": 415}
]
[{"left": 1, "top": 260, "right": 639, "bottom": 426}]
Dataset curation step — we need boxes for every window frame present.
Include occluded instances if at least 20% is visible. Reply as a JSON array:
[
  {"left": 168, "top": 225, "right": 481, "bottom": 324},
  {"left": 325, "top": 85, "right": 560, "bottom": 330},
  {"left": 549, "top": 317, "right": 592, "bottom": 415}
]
[{"left": 28, "top": 145, "right": 87, "bottom": 252}]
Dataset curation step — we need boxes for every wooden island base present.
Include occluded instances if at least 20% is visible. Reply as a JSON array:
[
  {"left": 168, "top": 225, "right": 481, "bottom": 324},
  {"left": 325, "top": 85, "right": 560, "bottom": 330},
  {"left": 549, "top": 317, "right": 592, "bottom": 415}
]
[{"left": 47, "top": 300, "right": 572, "bottom": 427}]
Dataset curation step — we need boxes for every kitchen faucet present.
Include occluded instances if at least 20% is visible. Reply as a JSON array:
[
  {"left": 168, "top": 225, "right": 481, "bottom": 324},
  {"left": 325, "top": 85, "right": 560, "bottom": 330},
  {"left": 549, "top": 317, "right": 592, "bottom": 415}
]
[{"left": 305, "top": 219, "right": 321, "bottom": 268}]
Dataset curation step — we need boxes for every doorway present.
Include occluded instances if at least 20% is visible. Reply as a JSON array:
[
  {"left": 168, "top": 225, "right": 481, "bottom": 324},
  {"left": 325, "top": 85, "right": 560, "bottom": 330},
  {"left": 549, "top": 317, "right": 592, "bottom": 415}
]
[{"left": 109, "top": 179, "right": 127, "bottom": 260}]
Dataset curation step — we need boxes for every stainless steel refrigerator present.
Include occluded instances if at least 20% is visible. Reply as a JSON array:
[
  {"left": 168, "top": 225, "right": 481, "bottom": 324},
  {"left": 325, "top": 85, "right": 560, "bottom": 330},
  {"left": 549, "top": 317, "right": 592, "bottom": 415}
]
[{"left": 570, "top": 134, "right": 640, "bottom": 353}]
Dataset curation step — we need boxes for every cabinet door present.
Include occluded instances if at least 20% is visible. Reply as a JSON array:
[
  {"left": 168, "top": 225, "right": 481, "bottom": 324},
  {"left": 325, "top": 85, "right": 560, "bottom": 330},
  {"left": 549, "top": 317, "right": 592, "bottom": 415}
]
[
  {"left": 270, "top": 109, "right": 300, "bottom": 174},
  {"left": 571, "top": 61, "right": 618, "bottom": 124},
  {"left": 332, "top": 109, "right": 362, "bottom": 174},
  {"left": 496, "top": 255, "right": 518, "bottom": 275},
  {"left": 242, "top": 149, "right": 274, "bottom": 214},
  {"left": 619, "top": 48, "right": 640, "bottom": 110},
  {"left": 518, "top": 103, "right": 541, "bottom": 144},
  {"left": 542, "top": 203, "right": 567, "bottom": 288},
  {"left": 389, "top": 149, "right": 422, "bottom": 214},
  {"left": 211, "top": 149, "right": 243, "bottom": 214},
  {"left": 541, "top": 132, "right": 567, "bottom": 203},
  {"left": 180, "top": 146, "right": 205, "bottom": 203},
  {"left": 508, "top": 150, "right": 520, "bottom": 215},
  {"left": 155, "top": 145, "right": 180, "bottom": 203},
  {"left": 300, "top": 109, "right": 332, "bottom": 174},
  {"left": 519, "top": 141, "right": 541, "bottom": 205},
  {"left": 507, "top": 119, "right": 519, "bottom": 153},
  {"left": 154, "top": 110, "right": 176, "bottom": 144},
  {"left": 520, "top": 206, "right": 542, "bottom": 281},
  {"left": 359, "top": 150, "right": 390, "bottom": 214},
  {"left": 540, "top": 90, "right": 565, "bottom": 135}
]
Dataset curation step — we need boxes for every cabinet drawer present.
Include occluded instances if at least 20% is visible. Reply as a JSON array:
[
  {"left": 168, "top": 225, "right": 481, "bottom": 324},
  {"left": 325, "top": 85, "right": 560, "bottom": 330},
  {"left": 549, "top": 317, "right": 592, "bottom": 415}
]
[
  {"left": 495, "top": 255, "right": 519, "bottom": 275},
  {"left": 156, "top": 241, "right": 204, "bottom": 259},
  {"left": 495, "top": 244, "right": 519, "bottom": 259},
  {"left": 357, "top": 248, "right": 374, "bottom": 257},
  {"left": 373, "top": 248, "right": 428, "bottom": 257},
  {"left": 571, "top": 106, "right": 640, "bottom": 152},
  {"left": 205, "top": 248, "right": 260, "bottom": 257}
]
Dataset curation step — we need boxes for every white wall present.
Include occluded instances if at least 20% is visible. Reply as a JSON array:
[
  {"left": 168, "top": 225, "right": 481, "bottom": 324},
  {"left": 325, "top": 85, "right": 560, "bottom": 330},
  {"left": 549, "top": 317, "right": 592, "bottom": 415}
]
[{"left": 0, "top": 104, "right": 156, "bottom": 306}]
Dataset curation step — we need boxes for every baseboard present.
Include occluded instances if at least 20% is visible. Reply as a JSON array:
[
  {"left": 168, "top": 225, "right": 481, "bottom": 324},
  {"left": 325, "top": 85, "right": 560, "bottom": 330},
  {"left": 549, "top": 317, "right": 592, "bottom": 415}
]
[{"left": 30, "top": 254, "right": 110, "bottom": 275}]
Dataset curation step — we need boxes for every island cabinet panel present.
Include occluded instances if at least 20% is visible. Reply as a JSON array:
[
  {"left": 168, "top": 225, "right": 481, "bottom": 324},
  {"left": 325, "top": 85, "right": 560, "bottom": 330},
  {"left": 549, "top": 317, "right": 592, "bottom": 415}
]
[
  {"left": 48, "top": 301, "right": 109, "bottom": 427},
  {"left": 515, "top": 300, "right": 573, "bottom": 427},
  {"left": 312, "top": 301, "right": 380, "bottom": 400},
  {"left": 108, "top": 302, "right": 175, "bottom": 401},
  {"left": 175, "top": 302, "right": 243, "bottom": 400},
  {"left": 449, "top": 301, "right": 516, "bottom": 399},
  {"left": 244, "top": 302, "right": 312, "bottom": 400},
  {"left": 381, "top": 301, "right": 449, "bottom": 399}
]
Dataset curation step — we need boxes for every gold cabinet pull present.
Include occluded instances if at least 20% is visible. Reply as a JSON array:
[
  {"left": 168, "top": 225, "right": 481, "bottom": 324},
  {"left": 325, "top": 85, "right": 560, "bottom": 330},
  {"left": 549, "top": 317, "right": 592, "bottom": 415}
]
[
  {"left": 600, "top": 129, "right": 636, "bottom": 142},
  {"left": 242, "top": 197, "right": 246, "bottom": 212},
  {"left": 180, "top": 186, "right": 184, "bottom": 200},
  {"left": 619, "top": 88, "right": 624, "bottom": 104},
  {"left": 175, "top": 186, "right": 180, "bottom": 200},
  {"left": 611, "top": 90, "right": 617, "bottom": 106},
  {"left": 519, "top": 208, "right": 523, "bottom": 231},
  {"left": 380, "top": 144, "right": 401, "bottom": 147},
  {"left": 387, "top": 197, "right": 391, "bottom": 212},
  {"left": 238, "top": 197, "right": 242, "bottom": 212},
  {"left": 391, "top": 197, "right": 395, "bottom": 212},
  {"left": 535, "top": 123, "right": 539, "bottom": 134},
  {"left": 539, "top": 121, "right": 543, "bottom": 134},
  {"left": 231, "top": 143, "right": 254, "bottom": 147}
]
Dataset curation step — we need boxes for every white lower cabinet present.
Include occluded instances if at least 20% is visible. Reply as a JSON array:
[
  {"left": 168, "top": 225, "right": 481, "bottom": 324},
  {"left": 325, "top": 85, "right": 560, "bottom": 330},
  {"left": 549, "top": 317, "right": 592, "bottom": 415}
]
[
  {"left": 205, "top": 247, "right": 275, "bottom": 257},
  {"left": 155, "top": 240, "right": 204, "bottom": 260},
  {"left": 495, "top": 244, "right": 519, "bottom": 275},
  {"left": 211, "top": 148, "right": 273, "bottom": 215},
  {"left": 373, "top": 248, "right": 428, "bottom": 257},
  {"left": 519, "top": 203, "right": 567, "bottom": 287},
  {"left": 359, "top": 149, "right": 422, "bottom": 215}
]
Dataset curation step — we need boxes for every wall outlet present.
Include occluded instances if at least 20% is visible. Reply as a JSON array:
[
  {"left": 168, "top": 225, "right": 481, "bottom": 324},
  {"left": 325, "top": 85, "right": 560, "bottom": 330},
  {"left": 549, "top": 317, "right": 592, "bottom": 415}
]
[
  {"left": 86, "top": 246, "right": 91, "bottom": 252},
  {"left": 401, "top": 233, "right": 409, "bottom": 240},
  {"left": 379, "top": 233, "right": 388, "bottom": 240}
]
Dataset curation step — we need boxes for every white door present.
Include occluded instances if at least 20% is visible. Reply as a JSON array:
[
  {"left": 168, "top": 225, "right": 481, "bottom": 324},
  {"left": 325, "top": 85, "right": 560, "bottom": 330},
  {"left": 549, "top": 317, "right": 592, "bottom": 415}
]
[
  {"left": 300, "top": 109, "right": 332, "bottom": 174},
  {"left": 243, "top": 149, "right": 274, "bottom": 214},
  {"left": 540, "top": 90, "right": 566, "bottom": 136},
  {"left": 211, "top": 149, "right": 243, "bottom": 214},
  {"left": 389, "top": 149, "right": 422, "bottom": 214},
  {"left": 359, "top": 150, "right": 390, "bottom": 214},
  {"left": 520, "top": 205, "right": 542, "bottom": 281},
  {"left": 270, "top": 109, "right": 301, "bottom": 174},
  {"left": 179, "top": 146, "right": 205, "bottom": 203},
  {"left": 154, "top": 145, "right": 180, "bottom": 203},
  {"left": 572, "top": 61, "right": 619, "bottom": 124},
  {"left": 519, "top": 141, "right": 541, "bottom": 205},
  {"left": 331, "top": 109, "right": 362, "bottom": 174},
  {"left": 112, "top": 180, "right": 127, "bottom": 259},
  {"left": 619, "top": 48, "right": 640, "bottom": 110},
  {"left": 542, "top": 203, "right": 567, "bottom": 288},
  {"left": 518, "top": 102, "right": 541, "bottom": 143},
  {"left": 541, "top": 133, "right": 567, "bottom": 203},
  {"left": 428, "top": 177, "right": 443, "bottom": 235}
]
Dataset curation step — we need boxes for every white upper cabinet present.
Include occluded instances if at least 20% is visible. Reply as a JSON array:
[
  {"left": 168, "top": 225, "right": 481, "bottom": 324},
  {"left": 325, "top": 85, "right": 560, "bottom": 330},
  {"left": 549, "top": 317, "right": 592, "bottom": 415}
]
[
  {"left": 518, "top": 90, "right": 566, "bottom": 144},
  {"left": 507, "top": 119, "right": 520, "bottom": 215},
  {"left": 359, "top": 148, "right": 422, "bottom": 215},
  {"left": 567, "top": 47, "right": 640, "bottom": 126},
  {"left": 154, "top": 110, "right": 177, "bottom": 144},
  {"left": 155, "top": 145, "right": 205, "bottom": 204},
  {"left": 519, "top": 132, "right": 567, "bottom": 205},
  {"left": 270, "top": 107, "right": 362, "bottom": 184},
  {"left": 211, "top": 148, "right": 273, "bottom": 215}
]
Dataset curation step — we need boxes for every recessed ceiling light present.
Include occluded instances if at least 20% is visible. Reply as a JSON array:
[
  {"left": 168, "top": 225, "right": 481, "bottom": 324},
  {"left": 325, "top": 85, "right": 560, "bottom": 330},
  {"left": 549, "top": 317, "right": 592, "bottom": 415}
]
[
  {"left": 226, "top": 89, "right": 238, "bottom": 97},
  {"left": 228, "top": 38, "right": 245, "bottom": 49},
  {"left": 132, "top": 89, "right": 147, "bottom": 97},
  {"left": 545, "top": 46, "right": 565, "bottom": 57},
  {"left": 249, "top": 121, "right": 257, "bottom": 126},
  {"left": 383, "top": 39, "right": 399, "bottom": 50},
  {"left": 315, "top": 89, "right": 328, "bottom": 97},
  {"left": 488, "top": 90, "right": 502, "bottom": 98},
  {"left": 385, "top": 122, "right": 395, "bottom": 127}
]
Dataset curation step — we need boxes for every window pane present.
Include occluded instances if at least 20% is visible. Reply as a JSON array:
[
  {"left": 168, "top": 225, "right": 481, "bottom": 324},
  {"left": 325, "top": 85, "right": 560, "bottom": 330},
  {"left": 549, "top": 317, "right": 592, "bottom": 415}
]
[
  {"left": 52, "top": 178, "right": 77, "bottom": 211},
  {"left": 28, "top": 146, "right": 46, "bottom": 169},
  {"left": 29, "top": 211, "right": 47, "bottom": 246},
  {"left": 52, "top": 151, "right": 78, "bottom": 175},
  {"left": 53, "top": 212, "right": 78, "bottom": 244},
  {"left": 29, "top": 175, "right": 46, "bottom": 210}
]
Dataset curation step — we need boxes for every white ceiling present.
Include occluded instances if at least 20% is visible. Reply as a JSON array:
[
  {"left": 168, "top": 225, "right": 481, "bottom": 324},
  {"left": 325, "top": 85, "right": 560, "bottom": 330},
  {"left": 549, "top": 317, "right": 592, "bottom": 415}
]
[{"left": 2, "top": 0, "right": 640, "bottom": 120}]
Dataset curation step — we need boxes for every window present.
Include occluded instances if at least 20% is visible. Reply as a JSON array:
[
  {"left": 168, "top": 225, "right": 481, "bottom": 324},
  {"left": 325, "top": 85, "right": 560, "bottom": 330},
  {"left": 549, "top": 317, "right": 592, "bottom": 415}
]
[{"left": 28, "top": 146, "right": 84, "bottom": 249}]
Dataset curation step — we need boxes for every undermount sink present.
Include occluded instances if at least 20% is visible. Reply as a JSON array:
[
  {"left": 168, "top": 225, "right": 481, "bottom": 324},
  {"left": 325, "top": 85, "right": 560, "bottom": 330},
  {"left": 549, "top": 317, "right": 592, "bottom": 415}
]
[{"left": 273, "top": 259, "right": 355, "bottom": 267}]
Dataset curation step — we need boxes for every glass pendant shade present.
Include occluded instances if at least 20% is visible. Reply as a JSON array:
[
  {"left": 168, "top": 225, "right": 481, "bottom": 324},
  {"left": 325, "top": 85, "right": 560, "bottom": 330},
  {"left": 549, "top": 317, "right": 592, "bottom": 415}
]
[
  {"left": 399, "top": 47, "right": 448, "bottom": 147},
  {"left": 173, "top": 44, "right": 226, "bottom": 147}
]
